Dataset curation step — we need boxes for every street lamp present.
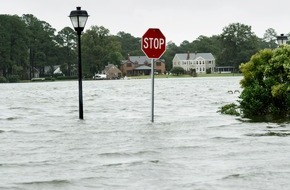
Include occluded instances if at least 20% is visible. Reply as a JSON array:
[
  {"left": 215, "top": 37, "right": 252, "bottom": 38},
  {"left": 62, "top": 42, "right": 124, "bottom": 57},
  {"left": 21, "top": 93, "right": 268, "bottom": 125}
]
[
  {"left": 69, "top": 7, "right": 89, "bottom": 119},
  {"left": 277, "top": 34, "right": 288, "bottom": 46}
]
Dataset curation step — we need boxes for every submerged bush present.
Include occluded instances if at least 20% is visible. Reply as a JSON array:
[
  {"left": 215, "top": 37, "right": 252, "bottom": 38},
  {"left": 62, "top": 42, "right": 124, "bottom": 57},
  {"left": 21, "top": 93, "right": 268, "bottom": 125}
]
[
  {"left": 220, "top": 46, "right": 290, "bottom": 119},
  {"left": 218, "top": 103, "right": 240, "bottom": 116}
]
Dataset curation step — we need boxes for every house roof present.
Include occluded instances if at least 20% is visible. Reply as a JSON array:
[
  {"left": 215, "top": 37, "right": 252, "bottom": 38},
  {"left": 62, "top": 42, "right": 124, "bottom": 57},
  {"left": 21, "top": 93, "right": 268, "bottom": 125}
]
[
  {"left": 175, "top": 53, "right": 215, "bottom": 60},
  {"left": 129, "top": 56, "right": 150, "bottom": 64},
  {"left": 121, "top": 55, "right": 165, "bottom": 64},
  {"left": 103, "top": 64, "right": 121, "bottom": 74}
]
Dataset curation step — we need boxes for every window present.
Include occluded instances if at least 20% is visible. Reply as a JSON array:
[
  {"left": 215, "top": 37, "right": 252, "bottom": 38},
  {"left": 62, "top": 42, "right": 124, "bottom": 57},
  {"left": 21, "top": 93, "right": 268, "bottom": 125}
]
[
  {"left": 127, "top": 63, "right": 132, "bottom": 67},
  {"left": 156, "top": 62, "right": 161, "bottom": 66}
]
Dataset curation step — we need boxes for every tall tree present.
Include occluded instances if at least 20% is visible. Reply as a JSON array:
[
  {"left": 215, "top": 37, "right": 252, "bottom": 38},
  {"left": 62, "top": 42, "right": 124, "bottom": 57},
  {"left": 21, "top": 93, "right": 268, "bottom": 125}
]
[
  {"left": 218, "top": 23, "right": 259, "bottom": 68},
  {"left": 82, "top": 25, "right": 123, "bottom": 76},
  {"left": 55, "top": 27, "right": 77, "bottom": 76},
  {"left": 262, "top": 28, "right": 278, "bottom": 49},
  {"left": 162, "top": 41, "right": 179, "bottom": 71},
  {"left": 0, "top": 15, "right": 28, "bottom": 78},
  {"left": 193, "top": 35, "right": 222, "bottom": 55},
  {"left": 22, "top": 14, "right": 57, "bottom": 78},
  {"left": 115, "top": 31, "right": 142, "bottom": 57}
]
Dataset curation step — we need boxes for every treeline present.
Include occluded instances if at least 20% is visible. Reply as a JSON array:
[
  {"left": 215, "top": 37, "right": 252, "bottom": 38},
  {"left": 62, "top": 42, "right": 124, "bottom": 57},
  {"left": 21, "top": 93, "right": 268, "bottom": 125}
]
[{"left": 0, "top": 14, "right": 286, "bottom": 80}]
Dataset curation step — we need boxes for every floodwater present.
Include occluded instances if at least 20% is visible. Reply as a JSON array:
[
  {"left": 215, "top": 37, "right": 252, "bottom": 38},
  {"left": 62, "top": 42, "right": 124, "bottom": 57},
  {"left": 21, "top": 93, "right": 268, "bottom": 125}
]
[{"left": 1, "top": 77, "right": 290, "bottom": 190}]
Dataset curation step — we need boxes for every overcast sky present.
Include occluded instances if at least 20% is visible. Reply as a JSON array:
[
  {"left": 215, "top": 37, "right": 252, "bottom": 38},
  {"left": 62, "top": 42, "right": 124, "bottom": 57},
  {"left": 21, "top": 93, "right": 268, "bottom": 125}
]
[{"left": 1, "top": 0, "right": 290, "bottom": 45}]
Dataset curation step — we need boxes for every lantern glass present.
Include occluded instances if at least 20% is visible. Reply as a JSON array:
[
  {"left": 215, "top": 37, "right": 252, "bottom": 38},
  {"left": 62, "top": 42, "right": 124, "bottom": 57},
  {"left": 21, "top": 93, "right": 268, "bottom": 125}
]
[
  {"left": 69, "top": 7, "right": 89, "bottom": 32},
  {"left": 277, "top": 34, "right": 288, "bottom": 45}
]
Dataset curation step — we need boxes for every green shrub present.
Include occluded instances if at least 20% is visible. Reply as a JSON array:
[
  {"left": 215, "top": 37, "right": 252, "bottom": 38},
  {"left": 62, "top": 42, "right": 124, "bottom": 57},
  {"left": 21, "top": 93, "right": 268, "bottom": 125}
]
[
  {"left": 56, "top": 76, "right": 78, "bottom": 80},
  {"left": 0, "top": 76, "right": 7, "bottom": 83},
  {"left": 7, "top": 75, "right": 20, "bottom": 83},
  {"left": 44, "top": 77, "right": 55, "bottom": 81},
  {"left": 218, "top": 103, "right": 240, "bottom": 116},
  {"left": 206, "top": 68, "right": 212, "bottom": 74},
  {"left": 220, "top": 46, "right": 290, "bottom": 119},
  {"left": 171, "top": 67, "right": 185, "bottom": 75}
]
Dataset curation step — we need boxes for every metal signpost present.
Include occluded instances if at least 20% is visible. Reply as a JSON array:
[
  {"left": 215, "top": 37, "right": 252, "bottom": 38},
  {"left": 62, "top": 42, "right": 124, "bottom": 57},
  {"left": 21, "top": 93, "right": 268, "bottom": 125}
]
[{"left": 141, "top": 28, "right": 166, "bottom": 122}]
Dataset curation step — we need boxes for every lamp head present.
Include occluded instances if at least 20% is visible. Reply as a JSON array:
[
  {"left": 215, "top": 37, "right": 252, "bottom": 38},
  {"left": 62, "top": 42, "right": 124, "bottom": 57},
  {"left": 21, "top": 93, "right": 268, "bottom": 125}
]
[
  {"left": 69, "top": 7, "right": 89, "bottom": 35},
  {"left": 277, "top": 34, "right": 288, "bottom": 46}
]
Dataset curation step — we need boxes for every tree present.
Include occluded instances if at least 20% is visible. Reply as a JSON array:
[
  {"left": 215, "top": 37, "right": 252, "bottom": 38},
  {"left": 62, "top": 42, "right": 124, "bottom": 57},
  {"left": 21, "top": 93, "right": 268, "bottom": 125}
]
[
  {"left": 82, "top": 25, "right": 123, "bottom": 76},
  {"left": 191, "top": 35, "right": 222, "bottom": 66},
  {"left": 262, "top": 28, "right": 278, "bottom": 49},
  {"left": 218, "top": 23, "right": 259, "bottom": 68},
  {"left": 22, "top": 14, "right": 58, "bottom": 78},
  {"left": 0, "top": 15, "right": 28, "bottom": 78},
  {"left": 55, "top": 27, "right": 77, "bottom": 76},
  {"left": 179, "top": 40, "right": 194, "bottom": 52},
  {"left": 115, "top": 31, "right": 142, "bottom": 57},
  {"left": 162, "top": 41, "right": 179, "bottom": 71}
]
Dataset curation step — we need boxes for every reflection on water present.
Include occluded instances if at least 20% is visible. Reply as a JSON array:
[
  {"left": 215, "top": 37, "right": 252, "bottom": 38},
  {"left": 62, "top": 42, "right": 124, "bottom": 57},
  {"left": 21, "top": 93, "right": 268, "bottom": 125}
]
[{"left": 1, "top": 77, "right": 290, "bottom": 190}]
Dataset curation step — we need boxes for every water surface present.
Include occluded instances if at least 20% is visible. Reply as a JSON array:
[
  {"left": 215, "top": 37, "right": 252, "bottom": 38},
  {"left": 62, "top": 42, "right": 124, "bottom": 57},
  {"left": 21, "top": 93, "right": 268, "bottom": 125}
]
[{"left": 1, "top": 77, "right": 290, "bottom": 190}]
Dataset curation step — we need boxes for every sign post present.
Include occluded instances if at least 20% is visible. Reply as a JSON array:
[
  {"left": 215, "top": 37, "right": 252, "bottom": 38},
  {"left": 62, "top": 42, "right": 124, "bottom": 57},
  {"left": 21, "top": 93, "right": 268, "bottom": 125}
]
[{"left": 141, "top": 28, "right": 166, "bottom": 122}]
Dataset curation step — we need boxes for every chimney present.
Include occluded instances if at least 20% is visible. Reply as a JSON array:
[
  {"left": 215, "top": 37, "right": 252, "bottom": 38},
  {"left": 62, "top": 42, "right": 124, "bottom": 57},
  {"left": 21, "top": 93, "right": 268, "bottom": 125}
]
[
  {"left": 127, "top": 53, "right": 130, "bottom": 61},
  {"left": 187, "top": 51, "right": 190, "bottom": 60}
]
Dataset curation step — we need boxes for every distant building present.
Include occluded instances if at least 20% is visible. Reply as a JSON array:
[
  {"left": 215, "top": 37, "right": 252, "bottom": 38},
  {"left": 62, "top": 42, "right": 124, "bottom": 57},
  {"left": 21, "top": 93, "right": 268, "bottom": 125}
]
[
  {"left": 172, "top": 52, "right": 216, "bottom": 73},
  {"left": 44, "top": 65, "right": 77, "bottom": 76},
  {"left": 31, "top": 67, "right": 40, "bottom": 78},
  {"left": 102, "top": 64, "right": 122, "bottom": 79},
  {"left": 120, "top": 54, "right": 166, "bottom": 76},
  {"left": 44, "top": 65, "right": 60, "bottom": 75},
  {"left": 215, "top": 66, "right": 235, "bottom": 73}
]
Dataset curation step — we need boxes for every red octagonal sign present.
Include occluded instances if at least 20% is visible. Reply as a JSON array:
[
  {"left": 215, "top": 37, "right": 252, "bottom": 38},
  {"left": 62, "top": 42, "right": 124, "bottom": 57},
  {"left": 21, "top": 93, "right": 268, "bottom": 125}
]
[{"left": 141, "top": 28, "right": 166, "bottom": 59}]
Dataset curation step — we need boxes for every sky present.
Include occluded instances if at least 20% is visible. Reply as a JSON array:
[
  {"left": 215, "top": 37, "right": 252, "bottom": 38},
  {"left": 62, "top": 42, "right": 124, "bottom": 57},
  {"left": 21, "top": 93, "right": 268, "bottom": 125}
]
[{"left": 1, "top": 0, "right": 290, "bottom": 45}]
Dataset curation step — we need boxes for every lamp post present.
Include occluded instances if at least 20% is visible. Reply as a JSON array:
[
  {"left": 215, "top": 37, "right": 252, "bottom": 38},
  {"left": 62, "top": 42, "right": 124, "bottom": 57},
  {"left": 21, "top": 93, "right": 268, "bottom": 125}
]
[
  {"left": 69, "top": 7, "right": 89, "bottom": 119},
  {"left": 277, "top": 34, "right": 288, "bottom": 46}
]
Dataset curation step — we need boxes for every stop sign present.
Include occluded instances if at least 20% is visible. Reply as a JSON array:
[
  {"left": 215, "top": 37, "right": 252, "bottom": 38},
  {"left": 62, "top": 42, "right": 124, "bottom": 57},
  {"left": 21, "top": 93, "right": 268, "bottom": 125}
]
[{"left": 141, "top": 28, "right": 166, "bottom": 59}]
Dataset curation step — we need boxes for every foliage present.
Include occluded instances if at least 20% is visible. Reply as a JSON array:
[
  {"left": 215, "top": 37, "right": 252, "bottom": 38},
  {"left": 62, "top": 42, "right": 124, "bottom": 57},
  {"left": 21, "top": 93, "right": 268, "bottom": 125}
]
[
  {"left": 7, "top": 75, "right": 20, "bottom": 83},
  {"left": 82, "top": 26, "right": 123, "bottom": 75},
  {"left": 0, "top": 13, "right": 286, "bottom": 82},
  {"left": 22, "top": 14, "right": 58, "bottom": 79},
  {"left": 55, "top": 27, "right": 77, "bottom": 76},
  {"left": 56, "top": 76, "right": 78, "bottom": 80},
  {"left": 238, "top": 46, "right": 290, "bottom": 118},
  {"left": 218, "top": 103, "right": 240, "bottom": 116},
  {"left": 162, "top": 41, "right": 179, "bottom": 71},
  {"left": 263, "top": 28, "right": 278, "bottom": 49},
  {"left": 218, "top": 23, "right": 259, "bottom": 68},
  {"left": 0, "top": 76, "right": 7, "bottom": 83},
  {"left": 206, "top": 68, "right": 211, "bottom": 74},
  {"left": 0, "top": 15, "right": 28, "bottom": 78},
  {"left": 116, "top": 31, "right": 143, "bottom": 57},
  {"left": 171, "top": 67, "right": 185, "bottom": 75},
  {"left": 190, "top": 68, "right": 197, "bottom": 77}
]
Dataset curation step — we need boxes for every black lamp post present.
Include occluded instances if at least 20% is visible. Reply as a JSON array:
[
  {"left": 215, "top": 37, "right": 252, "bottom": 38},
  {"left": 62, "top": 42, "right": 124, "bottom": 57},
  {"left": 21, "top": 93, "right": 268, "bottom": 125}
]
[
  {"left": 69, "top": 7, "right": 89, "bottom": 119},
  {"left": 277, "top": 34, "right": 288, "bottom": 46}
]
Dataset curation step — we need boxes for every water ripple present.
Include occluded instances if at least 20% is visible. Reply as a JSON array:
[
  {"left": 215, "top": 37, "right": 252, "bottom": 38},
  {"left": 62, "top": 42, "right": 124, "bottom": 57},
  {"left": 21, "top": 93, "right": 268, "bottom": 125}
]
[{"left": 2, "top": 77, "right": 290, "bottom": 190}]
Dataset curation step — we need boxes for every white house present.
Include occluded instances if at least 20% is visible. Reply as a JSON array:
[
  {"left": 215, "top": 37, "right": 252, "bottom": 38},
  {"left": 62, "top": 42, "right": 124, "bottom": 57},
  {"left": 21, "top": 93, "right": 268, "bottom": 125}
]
[{"left": 172, "top": 52, "right": 216, "bottom": 73}]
